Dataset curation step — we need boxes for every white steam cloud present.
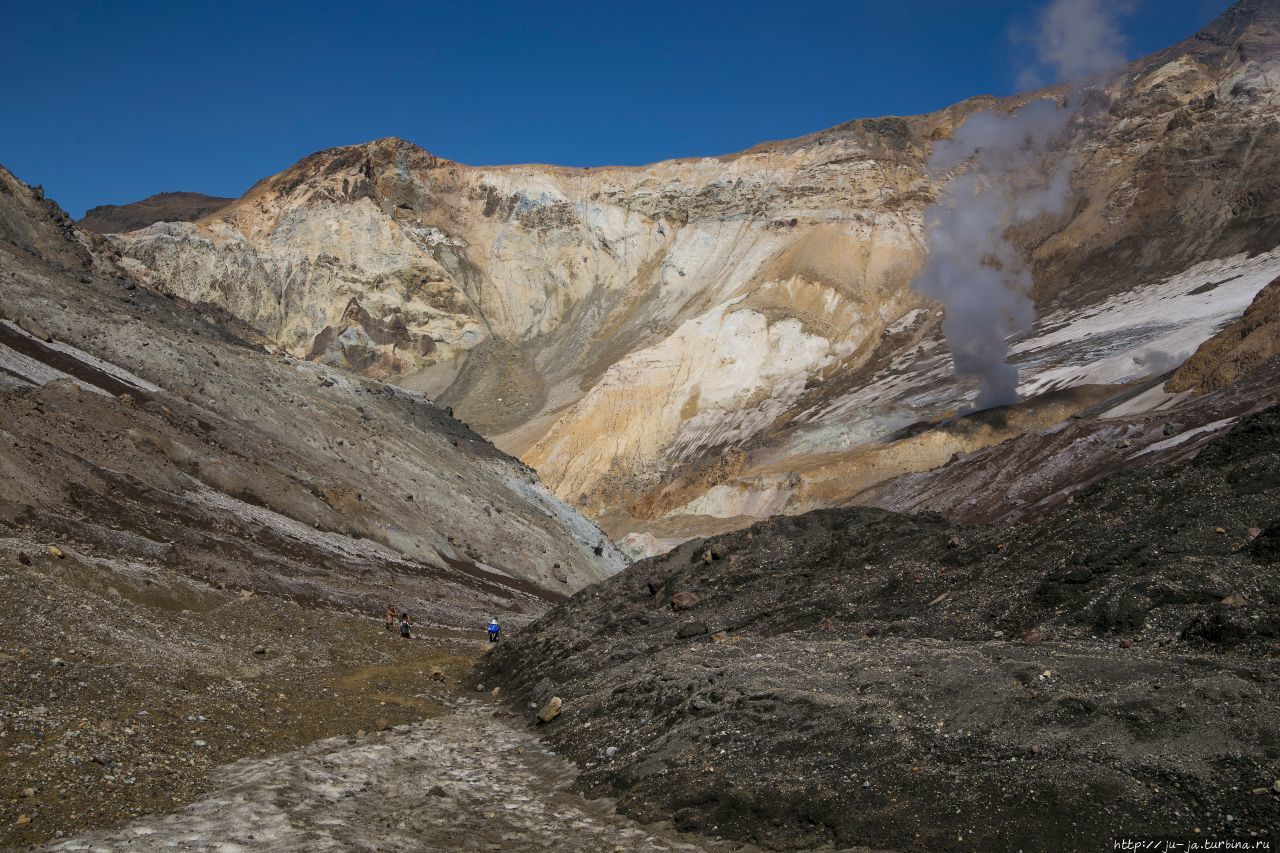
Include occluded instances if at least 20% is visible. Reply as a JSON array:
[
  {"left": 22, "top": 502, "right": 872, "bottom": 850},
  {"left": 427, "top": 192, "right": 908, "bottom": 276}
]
[
  {"left": 911, "top": 0, "right": 1130, "bottom": 411},
  {"left": 1020, "top": 0, "right": 1132, "bottom": 88}
]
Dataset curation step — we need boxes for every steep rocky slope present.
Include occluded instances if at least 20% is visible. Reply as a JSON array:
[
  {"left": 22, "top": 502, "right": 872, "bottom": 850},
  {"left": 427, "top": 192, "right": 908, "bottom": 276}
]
[
  {"left": 79, "top": 192, "right": 234, "bottom": 235},
  {"left": 110, "top": 1, "right": 1280, "bottom": 548},
  {"left": 480, "top": 405, "right": 1280, "bottom": 851},
  {"left": 0, "top": 162, "right": 623, "bottom": 614},
  {"left": 1167, "top": 274, "right": 1280, "bottom": 393}
]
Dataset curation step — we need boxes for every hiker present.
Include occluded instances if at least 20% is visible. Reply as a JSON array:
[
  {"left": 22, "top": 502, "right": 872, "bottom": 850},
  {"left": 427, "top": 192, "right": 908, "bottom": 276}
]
[
  {"left": 385, "top": 605, "right": 396, "bottom": 632},
  {"left": 487, "top": 618, "right": 501, "bottom": 643},
  {"left": 399, "top": 612, "right": 413, "bottom": 640}
]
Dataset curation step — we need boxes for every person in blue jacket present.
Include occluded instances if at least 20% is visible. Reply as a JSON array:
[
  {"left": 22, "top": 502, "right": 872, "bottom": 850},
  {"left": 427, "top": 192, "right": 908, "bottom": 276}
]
[{"left": 487, "top": 618, "right": 501, "bottom": 643}]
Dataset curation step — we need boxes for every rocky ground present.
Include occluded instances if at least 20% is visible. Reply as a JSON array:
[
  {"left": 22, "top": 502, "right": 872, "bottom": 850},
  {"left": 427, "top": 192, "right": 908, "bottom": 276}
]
[
  {"left": 481, "top": 406, "right": 1280, "bottom": 851},
  {"left": 2, "top": 542, "right": 767, "bottom": 852},
  {"left": 0, "top": 537, "right": 480, "bottom": 848},
  {"left": 40, "top": 696, "right": 765, "bottom": 853}
]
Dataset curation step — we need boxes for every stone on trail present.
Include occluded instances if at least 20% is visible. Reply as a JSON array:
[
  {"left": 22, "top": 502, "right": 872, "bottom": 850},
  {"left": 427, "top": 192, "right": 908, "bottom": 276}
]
[
  {"left": 676, "top": 621, "right": 707, "bottom": 639},
  {"left": 430, "top": 668, "right": 446, "bottom": 682},
  {"left": 375, "top": 717, "right": 391, "bottom": 732},
  {"left": 671, "top": 592, "right": 701, "bottom": 611},
  {"left": 537, "top": 696, "right": 562, "bottom": 724},
  {"left": 47, "top": 546, "right": 64, "bottom": 559}
]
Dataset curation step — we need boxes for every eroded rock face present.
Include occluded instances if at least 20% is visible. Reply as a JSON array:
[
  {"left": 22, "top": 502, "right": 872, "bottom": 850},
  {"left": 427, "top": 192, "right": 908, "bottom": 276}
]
[
  {"left": 111, "top": 2, "right": 1280, "bottom": 544},
  {"left": 1167, "top": 274, "right": 1280, "bottom": 393}
]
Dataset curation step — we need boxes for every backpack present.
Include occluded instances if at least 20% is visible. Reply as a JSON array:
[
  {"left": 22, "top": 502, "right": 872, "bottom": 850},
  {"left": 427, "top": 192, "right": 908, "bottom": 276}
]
[{"left": 400, "top": 621, "right": 410, "bottom": 637}]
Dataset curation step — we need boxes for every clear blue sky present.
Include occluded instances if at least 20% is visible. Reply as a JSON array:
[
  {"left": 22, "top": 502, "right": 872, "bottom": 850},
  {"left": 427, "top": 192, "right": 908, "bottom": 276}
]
[{"left": 2, "top": 0, "right": 1231, "bottom": 218}]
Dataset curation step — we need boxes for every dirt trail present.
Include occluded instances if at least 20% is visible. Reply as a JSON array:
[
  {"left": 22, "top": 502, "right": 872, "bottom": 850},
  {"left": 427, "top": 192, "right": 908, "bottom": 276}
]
[{"left": 43, "top": 697, "right": 760, "bottom": 853}]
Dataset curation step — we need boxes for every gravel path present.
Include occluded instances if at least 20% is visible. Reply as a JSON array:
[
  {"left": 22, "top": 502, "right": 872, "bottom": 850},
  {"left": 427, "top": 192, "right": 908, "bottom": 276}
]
[{"left": 44, "top": 699, "right": 748, "bottom": 852}]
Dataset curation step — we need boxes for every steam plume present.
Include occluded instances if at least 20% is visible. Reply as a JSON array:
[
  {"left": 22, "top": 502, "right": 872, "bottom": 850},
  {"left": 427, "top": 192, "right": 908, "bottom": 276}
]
[
  {"left": 911, "top": 0, "right": 1129, "bottom": 411},
  {"left": 913, "top": 102, "right": 1072, "bottom": 409},
  {"left": 1020, "top": 0, "right": 1132, "bottom": 88}
]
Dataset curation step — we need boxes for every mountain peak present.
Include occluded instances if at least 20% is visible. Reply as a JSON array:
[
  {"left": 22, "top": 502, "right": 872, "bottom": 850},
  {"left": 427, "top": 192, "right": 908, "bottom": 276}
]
[
  {"left": 242, "top": 136, "right": 449, "bottom": 204},
  {"left": 1192, "top": 0, "right": 1280, "bottom": 48}
]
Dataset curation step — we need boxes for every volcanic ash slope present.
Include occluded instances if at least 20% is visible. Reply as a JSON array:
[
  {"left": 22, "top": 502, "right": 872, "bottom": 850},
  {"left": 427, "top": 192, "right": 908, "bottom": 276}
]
[{"left": 480, "top": 406, "right": 1280, "bottom": 851}]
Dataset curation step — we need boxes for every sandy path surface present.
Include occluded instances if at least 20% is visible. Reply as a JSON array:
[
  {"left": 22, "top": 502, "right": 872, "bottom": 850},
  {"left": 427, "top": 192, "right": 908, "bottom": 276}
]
[{"left": 44, "top": 699, "right": 748, "bottom": 852}]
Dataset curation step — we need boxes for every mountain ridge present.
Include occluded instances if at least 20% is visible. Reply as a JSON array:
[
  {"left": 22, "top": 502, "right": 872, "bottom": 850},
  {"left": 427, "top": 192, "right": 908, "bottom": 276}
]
[{"left": 79, "top": 191, "right": 236, "bottom": 234}]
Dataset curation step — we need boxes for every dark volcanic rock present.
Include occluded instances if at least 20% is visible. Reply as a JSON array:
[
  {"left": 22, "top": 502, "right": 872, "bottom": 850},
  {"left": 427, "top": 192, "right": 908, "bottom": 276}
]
[
  {"left": 675, "top": 621, "right": 707, "bottom": 639},
  {"left": 1249, "top": 520, "right": 1280, "bottom": 563},
  {"left": 481, "top": 407, "right": 1280, "bottom": 851}
]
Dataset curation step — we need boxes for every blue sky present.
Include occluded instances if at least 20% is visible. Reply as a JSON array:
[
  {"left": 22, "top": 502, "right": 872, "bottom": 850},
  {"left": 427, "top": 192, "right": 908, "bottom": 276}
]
[{"left": 2, "top": 0, "right": 1231, "bottom": 218}]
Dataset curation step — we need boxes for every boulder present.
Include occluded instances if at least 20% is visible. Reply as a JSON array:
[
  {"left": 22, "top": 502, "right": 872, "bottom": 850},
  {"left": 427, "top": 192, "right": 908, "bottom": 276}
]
[
  {"left": 671, "top": 592, "right": 701, "bottom": 611},
  {"left": 676, "top": 621, "right": 708, "bottom": 639},
  {"left": 537, "top": 696, "right": 563, "bottom": 723},
  {"left": 17, "top": 315, "right": 52, "bottom": 342},
  {"left": 1247, "top": 522, "right": 1278, "bottom": 563}
]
